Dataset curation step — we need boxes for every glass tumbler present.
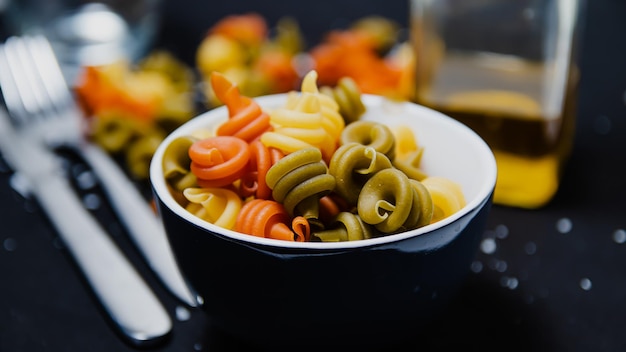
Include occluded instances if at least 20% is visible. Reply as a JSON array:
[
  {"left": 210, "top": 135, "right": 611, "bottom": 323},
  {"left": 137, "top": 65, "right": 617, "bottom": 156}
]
[
  {"left": 410, "top": 0, "right": 585, "bottom": 208},
  {"left": 4, "top": 0, "right": 162, "bottom": 83}
]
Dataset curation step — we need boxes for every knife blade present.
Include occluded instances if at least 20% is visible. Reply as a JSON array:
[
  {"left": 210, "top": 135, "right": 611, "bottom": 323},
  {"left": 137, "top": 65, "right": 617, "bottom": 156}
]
[
  {"left": 80, "top": 143, "right": 199, "bottom": 308},
  {"left": 0, "top": 106, "right": 172, "bottom": 345}
]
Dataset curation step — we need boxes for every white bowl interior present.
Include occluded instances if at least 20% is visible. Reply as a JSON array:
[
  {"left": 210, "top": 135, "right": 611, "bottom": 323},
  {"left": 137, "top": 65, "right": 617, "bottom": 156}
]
[{"left": 150, "top": 94, "right": 497, "bottom": 249}]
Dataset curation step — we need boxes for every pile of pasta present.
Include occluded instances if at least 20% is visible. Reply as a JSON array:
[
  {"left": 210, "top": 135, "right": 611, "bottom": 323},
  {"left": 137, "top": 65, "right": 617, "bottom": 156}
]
[
  {"left": 162, "top": 70, "right": 465, "bottom": 242},
  {"left": 75, "top": 51, "right": 196, "bottom": 179},
  {"left": 309, "top": 16, "right": 415, "bottom": 101},
  {"left": 74, "top": 13, "right": 414, "bottom": 182},
  {"left": 196, "top": 13, "right": 414, "bottom": 107},
  {"left": 196, "top": 13, "right": 304, "bottom": 107}
]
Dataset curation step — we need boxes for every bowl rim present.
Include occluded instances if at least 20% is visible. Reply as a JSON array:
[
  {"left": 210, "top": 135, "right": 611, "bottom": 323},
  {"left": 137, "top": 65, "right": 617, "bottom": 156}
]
[{"left": 150, "top": 94, "right": 497, "bottom": 250}]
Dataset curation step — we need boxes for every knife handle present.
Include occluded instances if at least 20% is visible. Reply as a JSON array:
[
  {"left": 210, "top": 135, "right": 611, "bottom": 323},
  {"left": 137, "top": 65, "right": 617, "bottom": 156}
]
[
  {"left": 79, "top": 142, "right": 197, "bottom": 307},
  {"left": 35, "top": 173, "right": 172, "bottom": 344}
]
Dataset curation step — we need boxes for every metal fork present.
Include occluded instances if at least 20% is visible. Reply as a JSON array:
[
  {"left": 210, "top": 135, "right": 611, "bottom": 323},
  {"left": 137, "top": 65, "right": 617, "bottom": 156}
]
[
  {"left": 0, "top": 44, "right": 172, "bottom": 345},
  {"left": 0, "top": 35, "right": 197, "bottom": 307}
]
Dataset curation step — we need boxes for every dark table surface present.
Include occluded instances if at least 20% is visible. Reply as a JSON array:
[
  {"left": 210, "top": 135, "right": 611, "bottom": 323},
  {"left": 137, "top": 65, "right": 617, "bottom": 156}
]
[{"left": 1, "top": 1, "right": 626, "bottom": 351}]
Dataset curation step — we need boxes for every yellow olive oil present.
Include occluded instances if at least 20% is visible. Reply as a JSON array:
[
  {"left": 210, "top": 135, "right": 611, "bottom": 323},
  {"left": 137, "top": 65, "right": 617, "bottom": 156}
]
[{"left": 414, "top": 53, "right": 579, "bottom": 208}]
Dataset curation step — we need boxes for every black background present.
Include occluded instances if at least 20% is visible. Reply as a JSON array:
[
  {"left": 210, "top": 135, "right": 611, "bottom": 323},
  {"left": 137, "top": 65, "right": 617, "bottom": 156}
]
[{"left": 1, "top": 0, "right": 626, "bottom": 351}]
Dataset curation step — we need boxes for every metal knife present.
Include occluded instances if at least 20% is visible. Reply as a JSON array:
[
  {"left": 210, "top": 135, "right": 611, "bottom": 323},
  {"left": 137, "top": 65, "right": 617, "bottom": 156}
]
[
  {"left": 0, "top": 107, "right": 172, "bottom": 345},
  {"left": 80, "top": 143, "right": 198, "bottom": 308}
]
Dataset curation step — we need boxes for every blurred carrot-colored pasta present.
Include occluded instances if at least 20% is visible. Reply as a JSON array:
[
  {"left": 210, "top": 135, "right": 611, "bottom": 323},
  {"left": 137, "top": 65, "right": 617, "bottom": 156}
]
[{"left": 208, "top": 13, "right": 268, "bottom": 47}]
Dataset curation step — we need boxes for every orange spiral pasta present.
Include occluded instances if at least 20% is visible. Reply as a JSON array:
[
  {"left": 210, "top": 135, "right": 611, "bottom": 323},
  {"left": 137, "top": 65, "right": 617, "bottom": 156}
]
[
  {"left": 240, "top": 140, "right": 284, "bottom": 199},
  {"left": 318, "top": 194, "right": 351, "bottom": 226},
  {"left": 291, "top": 216, "right": 311, "bottom": 243},
  {"left": 189, "top": 136, "right": 250, "bottom": 187},
  {"left": 236, "top": 199, "right": 308, "bottom": 241},
  {"left": 211, "top": 72, "right": 273, "bottom": 143}
]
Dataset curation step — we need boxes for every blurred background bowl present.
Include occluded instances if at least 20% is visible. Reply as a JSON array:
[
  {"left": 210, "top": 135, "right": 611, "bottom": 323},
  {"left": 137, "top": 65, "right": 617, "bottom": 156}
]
[{"left": 150, "top": 94, "right": 497, "bottom": 350}]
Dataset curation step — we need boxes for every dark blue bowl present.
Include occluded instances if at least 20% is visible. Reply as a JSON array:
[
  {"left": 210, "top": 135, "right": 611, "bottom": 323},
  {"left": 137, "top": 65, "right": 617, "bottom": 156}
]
[{"left": 150, "top": 95, "right": 497, "bottom": 350}]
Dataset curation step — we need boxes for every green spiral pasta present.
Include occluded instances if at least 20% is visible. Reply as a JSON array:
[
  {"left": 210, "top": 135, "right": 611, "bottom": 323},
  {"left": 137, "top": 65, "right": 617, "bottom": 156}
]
[
  {"left": 328, "top": 142, "right": 392, "bottom": 205},
  {"left": 393, "top": 149, "right": 428, "bottom": 181},
  {"left": 125, "top": 132, "right": 165, "bottom": 179},
  {"left": 357, "top": 168, "right": 432, "bottom": 234},
  {"left": 92, "top": 109, "right": 193, "bottom": 180},
  {"left": 90, "top": 111, "right": 141, "bottom": 153},
  {"left": 312, "top": 212, "right": 377, "bottom": 242},
  {"left": 162, "top": 135, "right": 198, "bottom": 192},
  {"left": 320, "top": 76, "right": 366, "bottom": 124},
  {"left": 409, "top": 178, "right": 434, "bottom": 228},
  {"left": 265, "top": 148, "right": 336, "bottom": 228},
  {"left": 340, "top": 120, "right": 395, "bottom": 160},
  {"left": 340, "top": 121, "right": 396, "bottom": 160}
]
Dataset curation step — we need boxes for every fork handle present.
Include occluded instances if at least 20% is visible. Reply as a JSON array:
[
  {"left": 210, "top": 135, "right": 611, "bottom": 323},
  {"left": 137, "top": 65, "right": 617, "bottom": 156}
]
[
  {"left": 34, "top": 171, "right": 172, "bottom": 344},
  {"left": 79, "top": 143, "right": 197, "bottom": 307}
]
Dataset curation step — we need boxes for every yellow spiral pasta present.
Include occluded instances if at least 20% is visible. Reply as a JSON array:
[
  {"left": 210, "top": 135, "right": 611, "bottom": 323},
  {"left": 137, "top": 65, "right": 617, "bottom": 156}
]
[
  {"left": 260, "top": 91, "right": 327, "bottom": 154},
  {"left": 421, "top": 176, "right": 466, "bottom": 223},
  {"left": 183, "top": 187, "right": 243, "bottom": 230},
  {"left": 297, "top": 71, "right": 345, "bottom": 159},
  {"left": 391, "top": 125, "right": 427, "bottom": 181},
  {"left": 392, "top": 125, "right": 420, "bottom": 161},
  {"left": 162, "top": 135, "right": 198, "bottom": 192}
]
